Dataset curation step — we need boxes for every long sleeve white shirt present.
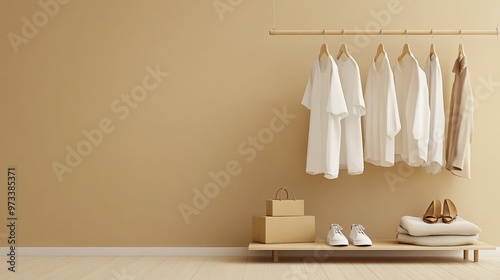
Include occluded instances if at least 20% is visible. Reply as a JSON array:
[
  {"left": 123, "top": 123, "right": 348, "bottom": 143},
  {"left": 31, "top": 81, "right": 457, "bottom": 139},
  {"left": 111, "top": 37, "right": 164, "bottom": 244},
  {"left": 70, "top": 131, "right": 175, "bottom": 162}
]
[
  {"left": 393, "top": 54, "right": 431, "bottom": 167},
  {"left": 424, "top": 54, "right": 446, "bottom": 174}
]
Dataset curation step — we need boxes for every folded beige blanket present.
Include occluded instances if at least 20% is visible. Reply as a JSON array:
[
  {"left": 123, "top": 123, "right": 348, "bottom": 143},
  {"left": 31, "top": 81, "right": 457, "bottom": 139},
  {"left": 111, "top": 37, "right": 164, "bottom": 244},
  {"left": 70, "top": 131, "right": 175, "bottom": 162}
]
[
  {"left": 397, "top": 233, "right": 479, "bottom": 246},
  {"left": 399, "top": 216, "right": 481, "bottom": 236}
]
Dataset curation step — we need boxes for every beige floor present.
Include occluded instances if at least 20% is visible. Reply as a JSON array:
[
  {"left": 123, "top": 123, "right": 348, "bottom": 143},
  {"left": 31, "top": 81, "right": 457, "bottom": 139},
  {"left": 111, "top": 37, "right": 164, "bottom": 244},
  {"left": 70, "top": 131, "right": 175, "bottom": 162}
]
[{"left": 1, "top": 255, "right": 500, "bottom": 280}]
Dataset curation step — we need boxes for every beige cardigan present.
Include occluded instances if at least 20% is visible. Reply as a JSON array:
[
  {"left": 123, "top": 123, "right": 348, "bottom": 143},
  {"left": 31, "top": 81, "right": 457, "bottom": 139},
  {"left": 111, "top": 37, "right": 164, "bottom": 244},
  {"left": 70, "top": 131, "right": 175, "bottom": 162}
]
[{"left": 445, "top": 55, "right": 473, "bottom": 178}]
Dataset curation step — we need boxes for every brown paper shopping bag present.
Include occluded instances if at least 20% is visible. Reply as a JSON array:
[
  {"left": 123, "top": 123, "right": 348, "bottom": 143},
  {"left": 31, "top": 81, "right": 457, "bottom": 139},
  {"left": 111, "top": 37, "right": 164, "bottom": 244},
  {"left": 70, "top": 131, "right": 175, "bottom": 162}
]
[{"left": 266, "top": 187, "right": 304, "bottom": 216}]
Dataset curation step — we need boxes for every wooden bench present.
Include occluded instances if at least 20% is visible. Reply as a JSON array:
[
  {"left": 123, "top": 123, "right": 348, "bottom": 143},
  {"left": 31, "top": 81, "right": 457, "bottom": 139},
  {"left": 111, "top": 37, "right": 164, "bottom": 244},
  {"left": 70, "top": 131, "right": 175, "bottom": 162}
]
[{"left": 248, "top": 240, "right": 496, "bottom": 262}]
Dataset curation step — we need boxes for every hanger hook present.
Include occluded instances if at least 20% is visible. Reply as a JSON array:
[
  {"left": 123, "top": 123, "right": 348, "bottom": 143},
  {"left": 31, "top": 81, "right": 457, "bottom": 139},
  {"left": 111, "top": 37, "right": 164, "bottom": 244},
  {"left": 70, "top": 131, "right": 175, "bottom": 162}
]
[
  {"left": 460, "top": 29, "right": 463, "bottom": 41},
  {"left": 342, "top": 29, "right": 345, "bottom": 43},
  {"left": 405, "top": 29, "right": 408, "bottom": 43},
  {"left": 431, "top": 29, "right": 434, "bottom": 43},
  {"left": 323, "top": 29, "right": 326, "bottom": 42},
  {"left": 380, "top": 29, "right": 383, "bottom": 43}
]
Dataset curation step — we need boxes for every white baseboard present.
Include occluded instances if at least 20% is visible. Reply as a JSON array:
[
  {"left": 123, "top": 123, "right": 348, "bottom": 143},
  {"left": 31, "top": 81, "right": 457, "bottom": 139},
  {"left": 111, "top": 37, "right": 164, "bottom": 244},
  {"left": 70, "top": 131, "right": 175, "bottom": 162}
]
[
  {"left": 0, "top": 247, "right": 253, "bottom": 257},
  {"left": 1, "top": 247, "right": 499, "bottom": 257}
]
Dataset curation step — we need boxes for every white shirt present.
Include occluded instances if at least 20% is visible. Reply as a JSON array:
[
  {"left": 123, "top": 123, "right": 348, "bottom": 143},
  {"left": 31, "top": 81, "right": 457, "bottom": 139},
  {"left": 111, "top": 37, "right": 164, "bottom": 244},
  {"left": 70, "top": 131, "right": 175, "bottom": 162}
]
[
  {"left": 336, "top": 55, "right": 365, "bottom": 174},
  {"left": 302, "top": 55, "right": 348, "bottom": 179},
  {"left": 394, "top": 54, "right": 430, "bottom": 166},
  {"left": 364, "top": 54, "right": 401, "bottom": 167},
  {"left": 424, "top": 54, "right": 446, "bottom": 174}
]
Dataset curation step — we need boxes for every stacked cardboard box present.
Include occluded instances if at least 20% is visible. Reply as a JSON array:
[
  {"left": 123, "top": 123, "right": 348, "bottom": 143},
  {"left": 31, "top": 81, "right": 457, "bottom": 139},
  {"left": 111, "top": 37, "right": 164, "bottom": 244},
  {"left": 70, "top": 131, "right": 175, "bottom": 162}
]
[{"left": 252, "top": 188, "right": 315, "bottom": 244}]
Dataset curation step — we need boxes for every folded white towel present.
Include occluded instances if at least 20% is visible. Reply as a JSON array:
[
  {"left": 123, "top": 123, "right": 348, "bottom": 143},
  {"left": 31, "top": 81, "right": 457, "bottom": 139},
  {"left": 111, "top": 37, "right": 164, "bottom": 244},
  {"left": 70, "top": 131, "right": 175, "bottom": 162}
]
[
  {"left": 397, "top": 233, "right": 479, "bottom": 246},
  {"left": 399, "top": 216, "right": 481, "bottom": 237}
]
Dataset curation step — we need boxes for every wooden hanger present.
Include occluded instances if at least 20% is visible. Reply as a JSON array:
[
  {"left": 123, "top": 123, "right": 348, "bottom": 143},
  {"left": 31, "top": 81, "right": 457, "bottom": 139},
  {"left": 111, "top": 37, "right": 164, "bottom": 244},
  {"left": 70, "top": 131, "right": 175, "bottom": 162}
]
[
  {"left": 336, "top": 43, "right": 350, "bottom": 60},
  {"left": 429, "top": 43, "right": 436, "bottom": 60},
  {"left": 398, "top": 43, "right": 411, "bottom": 62},
  {"left": 457, "top": 29, "right": 465, "bottom": 59},
  {"left": 374, "top": 43, "right": 386, "bottom": 62},
  {"left": 318, "top": 29, "right": 330, "bottom": 59},
  {"left": 429, "top": 29, "right": 436, "bottom": 60},
  {"left": 318, "top": 43, "right": 330, "bottom": 59},
  {"left": 458, "top": 43, "right": 465, "bottom": 59}
]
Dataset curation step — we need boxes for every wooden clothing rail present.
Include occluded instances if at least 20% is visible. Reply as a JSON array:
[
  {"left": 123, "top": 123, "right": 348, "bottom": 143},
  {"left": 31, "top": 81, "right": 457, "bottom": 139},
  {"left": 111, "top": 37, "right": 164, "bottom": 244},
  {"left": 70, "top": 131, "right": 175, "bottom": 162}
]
[{"left": 268, "top": 29, "right": 500, "bottom": 36}]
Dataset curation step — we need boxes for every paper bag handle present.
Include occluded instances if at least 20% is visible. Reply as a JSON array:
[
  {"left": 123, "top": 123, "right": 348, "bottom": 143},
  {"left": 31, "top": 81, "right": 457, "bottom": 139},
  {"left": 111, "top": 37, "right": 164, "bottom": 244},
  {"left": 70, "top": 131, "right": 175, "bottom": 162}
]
[{"left": 275, "top": 187, "right": 296, "bottom": 201}]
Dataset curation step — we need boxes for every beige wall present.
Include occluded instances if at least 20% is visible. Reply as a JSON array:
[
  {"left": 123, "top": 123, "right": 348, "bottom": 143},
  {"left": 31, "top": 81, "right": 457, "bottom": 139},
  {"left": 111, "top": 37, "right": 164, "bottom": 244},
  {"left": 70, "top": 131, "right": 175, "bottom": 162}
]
[{"left": 1, "top": 0, "right": 499, "bottom": 247}]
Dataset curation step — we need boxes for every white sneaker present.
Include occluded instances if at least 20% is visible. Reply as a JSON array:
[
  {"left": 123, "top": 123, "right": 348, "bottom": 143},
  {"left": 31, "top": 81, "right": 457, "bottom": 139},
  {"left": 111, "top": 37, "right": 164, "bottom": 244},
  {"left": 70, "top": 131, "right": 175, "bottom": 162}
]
[
  {"left": 349, "top": 224, "right": 372, "bottom": 246},
  {"left": 326, "top": 224, "right": 348, "bottom": 246}
]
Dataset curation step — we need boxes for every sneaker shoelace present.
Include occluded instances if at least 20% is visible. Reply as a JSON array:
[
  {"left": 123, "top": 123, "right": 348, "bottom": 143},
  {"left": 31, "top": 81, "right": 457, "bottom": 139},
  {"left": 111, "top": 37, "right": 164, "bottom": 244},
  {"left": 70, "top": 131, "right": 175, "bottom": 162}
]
[
  {"left": 331, "top": 224, "right": 343, "bottom": 234},
  {"left": 352, "top": 224, "right": 367, "bottom": 235}
]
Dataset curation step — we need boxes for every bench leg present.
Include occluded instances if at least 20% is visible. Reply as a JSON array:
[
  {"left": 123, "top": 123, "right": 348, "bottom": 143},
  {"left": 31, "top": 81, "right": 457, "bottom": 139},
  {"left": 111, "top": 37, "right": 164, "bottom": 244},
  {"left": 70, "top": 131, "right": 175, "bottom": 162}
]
[
  {"left": 273, "top": 250, "right": 279, "bottom": 262},
  {"left": 464, "top": 250, "right": 469, "bottom": 260},
  {"left": 474, "top": 250, "right": 479, "bottom": 262}
]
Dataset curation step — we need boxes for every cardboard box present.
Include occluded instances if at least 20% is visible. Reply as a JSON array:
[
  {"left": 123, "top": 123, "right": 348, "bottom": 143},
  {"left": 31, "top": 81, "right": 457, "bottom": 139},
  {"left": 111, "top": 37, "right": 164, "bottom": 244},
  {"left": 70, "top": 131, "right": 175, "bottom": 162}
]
[
  {"left": 252, "top": 216, "right": 315, "bottom": 244},
  {"left": 266, "top": 199, "right": 304, "bottom": 216}
]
